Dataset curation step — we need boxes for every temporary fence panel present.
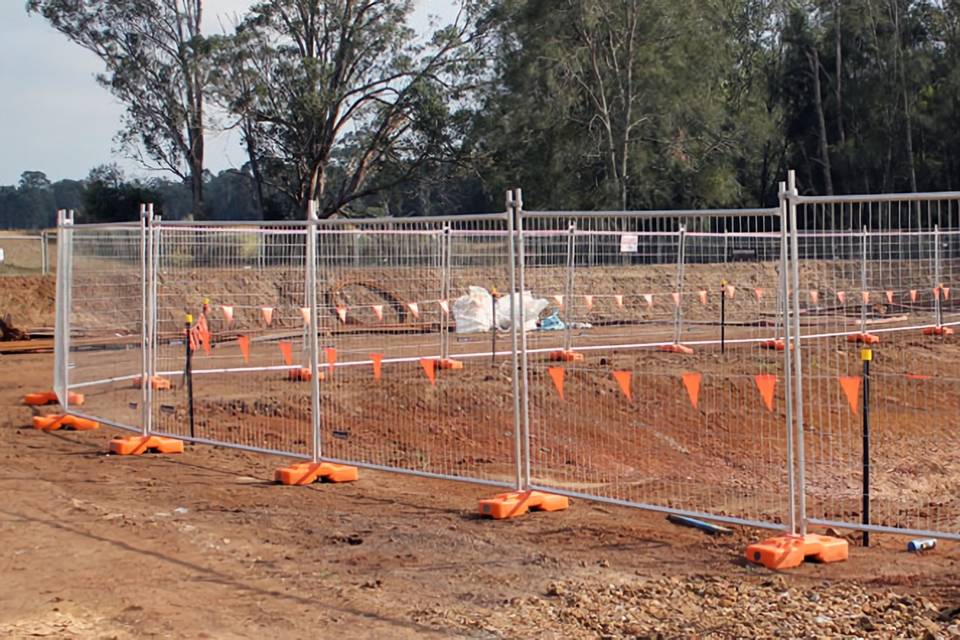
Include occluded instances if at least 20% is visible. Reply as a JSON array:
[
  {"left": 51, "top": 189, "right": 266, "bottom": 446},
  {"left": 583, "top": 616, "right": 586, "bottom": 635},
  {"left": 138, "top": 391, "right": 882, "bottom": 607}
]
[
  {"left": 149, "top": 222, "right": 313, "bottom": 458},
  {"left": 60, "top": 219, "right": 145, "bottom": 431},
  {"left": 519, "top": 209, "right": 796, "bottom": 530},
  {"left": 791, "top": 188, "right": 960, "bottom": 539},
  {"left": 313, "top": 214, "right": 520, "bottom": 487},
  {"left": 0, "top": 232, "right": 49, "bottom": 275}
]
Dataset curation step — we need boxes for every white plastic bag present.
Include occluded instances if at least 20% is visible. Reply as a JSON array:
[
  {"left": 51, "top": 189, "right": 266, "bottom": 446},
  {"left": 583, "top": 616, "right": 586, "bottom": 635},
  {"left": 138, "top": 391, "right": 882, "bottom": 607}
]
[
  {"left": 495, "top": 291, "right": 548, "bottom": 332},
  {"left": 452, "top": 286, "right": 494, "bottom": 333}
]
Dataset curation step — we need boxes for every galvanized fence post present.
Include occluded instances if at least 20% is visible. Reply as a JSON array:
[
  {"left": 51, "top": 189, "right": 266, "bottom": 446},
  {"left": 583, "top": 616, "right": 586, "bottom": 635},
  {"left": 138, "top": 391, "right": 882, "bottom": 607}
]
[
  {"left": 786, "top": 170, "right": 808, "bottom": 536},
  {"left": 306, "top": 202, "right": 323, "bottom": 463}
]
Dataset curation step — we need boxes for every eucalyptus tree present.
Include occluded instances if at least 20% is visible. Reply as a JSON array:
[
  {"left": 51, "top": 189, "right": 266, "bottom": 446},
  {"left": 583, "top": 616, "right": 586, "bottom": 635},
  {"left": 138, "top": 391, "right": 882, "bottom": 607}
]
[{"left": 27, "top": 0, "right": 209, "bottom": 215}]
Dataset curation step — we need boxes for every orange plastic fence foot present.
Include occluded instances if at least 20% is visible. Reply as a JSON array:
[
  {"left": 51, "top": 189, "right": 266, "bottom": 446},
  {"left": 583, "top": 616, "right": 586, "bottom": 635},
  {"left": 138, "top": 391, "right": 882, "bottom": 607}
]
[
  {"left": 478, "top": 490, "right": 570, "bottom": 519},
  {"left": 847, "top": 333, "right": 880, "bottom": 345},
  {"left": 32, "top": 414, "right": 99, "bottom": 431},
  {"left": 22, "top": 391, "right": 85, "bottom": 407},
  {"left": 922, "top": 326, "right": 955, "bottom": 337},
  {"left": 745, "top": 533, "right": 848, "bottom": 570},
  {"left": 549, "top": 350, "right": 584, "bottom": 362},
  {"left": 657, "top": 343, "right": 695, "bottom": 355},
  {"left": 109, "top": 436, "right": 185, "bottom": 456},
  {"left": 287, "top": 368, "right": 324, "bottom": 382},
  {"left": 274, "top": 462, "right": 359, "bottom": 485},
  {"left": 133, "top": 375, "right": 172, "bottom": 390},
  {"left": 760, "top": 339, "right": 786, "bottom": 351},
  {"left": 434, "top": 358, "right": 464, "bottom": 370}
]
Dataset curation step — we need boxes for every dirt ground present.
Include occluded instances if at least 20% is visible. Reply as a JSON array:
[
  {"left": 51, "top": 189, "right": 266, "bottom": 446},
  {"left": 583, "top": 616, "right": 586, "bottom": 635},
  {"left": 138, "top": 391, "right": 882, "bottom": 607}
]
[
  {"left": 5, "top": 262, "right": 960, "bottom": 638},
  {"left": 3, "top": 351, "right": 960, "bottom": 639}
]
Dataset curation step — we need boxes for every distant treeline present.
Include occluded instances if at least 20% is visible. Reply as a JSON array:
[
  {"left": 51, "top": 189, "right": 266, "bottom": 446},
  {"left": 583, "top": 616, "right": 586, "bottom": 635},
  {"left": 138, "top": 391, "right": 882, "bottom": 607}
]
[{"left": 9, "top": 1, "right": 960, "bottom": 228}]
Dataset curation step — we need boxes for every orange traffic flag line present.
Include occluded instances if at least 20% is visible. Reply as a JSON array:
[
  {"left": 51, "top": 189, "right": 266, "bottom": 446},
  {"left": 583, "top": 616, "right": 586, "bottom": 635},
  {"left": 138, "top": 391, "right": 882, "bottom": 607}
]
[
  {"left": 838, "top": 376, "right": 862, "bottom": 414},
  {"left": 278, "top": 341, "right": 293, "bottom": 366},
  {"left": 237, "top": 335, "right": 250, "bottom": 364},
  {"left": 547, "top": 367, "right": 565, "bottom": 400},
  {"left": 420, "top": 358, "right": 437, "bottom": 385},
  {"left": 370, "top": 353, "right": 384, "bottom": 381},
  {"left": 754, "top": 374, "right": 777, "bottom": 412},
  {"left": 682, "top": 372, "right": 701, "bottom": 409},
  {"left": 612, "top": 371, "right": 632, "bottom": 401}
]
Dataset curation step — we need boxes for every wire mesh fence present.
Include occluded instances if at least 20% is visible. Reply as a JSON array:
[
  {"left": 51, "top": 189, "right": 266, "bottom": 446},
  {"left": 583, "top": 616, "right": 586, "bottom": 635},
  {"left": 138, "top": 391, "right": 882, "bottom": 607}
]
[
  {"left": 791, "top": 191, "right": 960, "bottom": 539},
  {"left": 0, "top": 231, "right": 51, "bottom": 275},
  {"left": 518, "top": 209, "right": 795, "bottom": 529},
  {"left": 48, "top": 181, "right": 960, "bottom": 540}
]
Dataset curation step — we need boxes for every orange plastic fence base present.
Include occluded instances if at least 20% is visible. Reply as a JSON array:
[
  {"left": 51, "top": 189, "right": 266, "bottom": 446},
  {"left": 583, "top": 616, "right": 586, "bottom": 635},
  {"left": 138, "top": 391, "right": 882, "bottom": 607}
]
[
  {"left": 549, "top": 350, "right": 584, "bottom": 362},
  {"left": 760, "top": 339, "right": 786, "bottom": 351},
  {"left": 109, "top": 435, "right": 185, "bottom": 456},
  {"left": 22, "top": 391, "right": 85, "bottom": 407},
  {"left": 923, "top": 326, "right": 955, "bottom": 337},
  {"left": 288, "top": 368, "right": 325, "bottom": 382},
  {"left": 32, "top": 414, "right": 99, "bottom": 431},
  {"left": 478, "top": 491, "right": 570, "bottom": 519},
  {"left": 133, "top": 375, "right": 172, "bottom": 390},
  {"left": 434, "top": 358, "right": 464, "bottom": 370},
  {"left": 745, "top": 534, "right": 849, "bottom": 570},
  {"left": 847, "top": 332, "right": 880, "bottom": 345},
  {"left": 274, "top": 462, "right": 359, "bottom": 485},
  {"left": 657, "top": 343, "right": 695, "bottom": 355}
]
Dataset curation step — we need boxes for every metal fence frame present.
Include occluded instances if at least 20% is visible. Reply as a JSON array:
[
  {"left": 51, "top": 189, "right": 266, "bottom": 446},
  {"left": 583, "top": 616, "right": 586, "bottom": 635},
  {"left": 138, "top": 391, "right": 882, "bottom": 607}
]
[{"left": 50, "top": 180, "right": 960, "bottom": 541}]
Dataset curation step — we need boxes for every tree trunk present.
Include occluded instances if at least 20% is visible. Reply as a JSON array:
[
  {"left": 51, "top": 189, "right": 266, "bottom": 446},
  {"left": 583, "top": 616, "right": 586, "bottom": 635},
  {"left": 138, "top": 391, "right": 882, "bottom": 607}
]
[{"left": 808, "top": 46, "right": 834, "bottom": 195}]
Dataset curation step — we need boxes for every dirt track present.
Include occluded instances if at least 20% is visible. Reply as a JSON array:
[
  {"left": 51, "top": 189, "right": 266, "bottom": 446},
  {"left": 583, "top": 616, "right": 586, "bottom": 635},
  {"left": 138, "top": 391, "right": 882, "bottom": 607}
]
[{"left": 4, "top": 350, "right": 960, "bottom": 638}]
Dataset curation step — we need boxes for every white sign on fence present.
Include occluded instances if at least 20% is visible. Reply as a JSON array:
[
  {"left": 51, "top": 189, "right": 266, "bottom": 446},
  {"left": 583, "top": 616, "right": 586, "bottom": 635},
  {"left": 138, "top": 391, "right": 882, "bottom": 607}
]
[{"left": 619, "top": 233, "right": 638, "bottom": 253}]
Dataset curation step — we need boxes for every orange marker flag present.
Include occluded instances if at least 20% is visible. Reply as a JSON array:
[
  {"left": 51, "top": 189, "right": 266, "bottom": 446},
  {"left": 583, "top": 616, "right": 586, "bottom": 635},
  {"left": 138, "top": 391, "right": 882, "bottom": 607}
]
[
  {"left": 553, "top": 294, "right": 564, "bottom": 307},
  {"left": 612, "top": 371, "right": 632, "bottom": 401},
  {"left": 547, "top": 366, "right": 565, "bottom": 400},
  {"left": 839, "top": 376, "right": 862, "bottom": 415},
  {"left": 221, "top": 305, "right": 234, "bottom": 325},
  {"left": 336, "top": 306, "right": 347, "bottom": 323},
  {"left": 370, "top": 353, "right": 384, "bottom": 381},
  {"left": 407, "top": 302, "right": 420, "bottom": 319},
  {"left": 643, "top": 294, "right": 654, "bottom": 308},
  {"left": 197, "top": 313, "right": 211, "bottom": 355},
  {"left": 725, "top": 285, "right": 736, "bottom": 299},
  {"left": 372, "top": 304, "right": 384, "bottom": 321},
  {"left": 300, "top": 307, "right": 311, "bottom": 325},
  {"left": 278, "top": 341, "right": 293, "bottom": 366},
  {"left": 438, "top": 299, "right": 450, "bottom": 315},
  {"left": 910, "top": 289, "right": 918, "bottom": 302},
  {"left": 836, "top": 291, "right": 846, "bottom": 304},
  {"left": 698, "top": 290, "right": 708, "bottom": 305},
  {"left": 885, "top": 290, "right": 894, "bottom": 304},
  {"left": 420, "top": 358, "right": 436, "bottom": 385},
  {"left": 261, "top": 306, "right": 274, "bottom": 326},
  {"left": 934, "top": 287, "right": 942, "bottom": 301},
  {"left": 754, "top": 288, "right": 764, "bottom": 302},
  {"left": 237, "top": 335, "right": 250, "bottom": 364},
  {"left": 614, "top": 294, "right": 624, "bottom": 307},
  {"left": 324, "top": 347, "right": 337, "bottom": 378},
  {"left": 671, "top": 292, "right": 681, "bottom": 307},
  {"left": 861, "top": 291, "right": 870, "bottom": 304},
  {"left": 584, "top": 295, "right": 594, "bottom": 310},
  {"left": 754, "top": 374, "right": 777, "bottom": 412},
  {"left": 682, "top": 372, "right": 701, "bottom": 409},
  {"left": 944, "top": 287, "right": 951, "bottom": 301},
  {"left": 809, "top": 290, "right": 819, "bottom": 305}
]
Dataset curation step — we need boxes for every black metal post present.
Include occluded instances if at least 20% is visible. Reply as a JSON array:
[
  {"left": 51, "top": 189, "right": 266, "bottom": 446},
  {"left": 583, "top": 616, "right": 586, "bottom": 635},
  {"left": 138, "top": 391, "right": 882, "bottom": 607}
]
[
  {"left": 185, "top": 315, "right": 195, "bottom": 439},
  {"left": 491, "top": 288, "right": 498, "bottom": 365},
  {"left": 720, "top": 281, "right": 727, "bottom": 355},
  {"left": 862, "top": 348, "right": 871, "bottom": 547}
]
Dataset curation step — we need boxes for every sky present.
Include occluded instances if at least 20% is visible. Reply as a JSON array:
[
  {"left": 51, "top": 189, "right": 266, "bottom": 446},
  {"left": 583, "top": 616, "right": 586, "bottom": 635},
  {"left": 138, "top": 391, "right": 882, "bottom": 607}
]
[{"left": 0, "top": 1, "right": 460, "bottom": 186}]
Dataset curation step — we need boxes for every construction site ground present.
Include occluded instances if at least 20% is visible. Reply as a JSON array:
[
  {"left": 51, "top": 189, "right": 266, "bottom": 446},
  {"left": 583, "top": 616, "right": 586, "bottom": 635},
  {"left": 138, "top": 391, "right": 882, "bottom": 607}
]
[{"left": 3, "top": 275, "right": 960, "bottom": 638}]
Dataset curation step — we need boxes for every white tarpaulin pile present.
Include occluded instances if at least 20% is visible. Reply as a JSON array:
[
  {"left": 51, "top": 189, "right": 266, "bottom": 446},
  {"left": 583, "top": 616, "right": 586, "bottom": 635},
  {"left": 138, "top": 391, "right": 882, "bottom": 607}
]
[{"left": 452, "top": 286, "right": 548, "bottom": 333}]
